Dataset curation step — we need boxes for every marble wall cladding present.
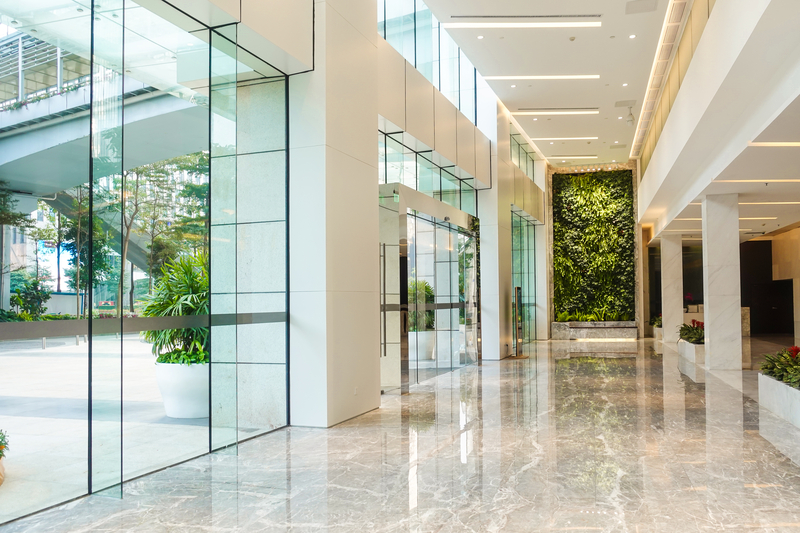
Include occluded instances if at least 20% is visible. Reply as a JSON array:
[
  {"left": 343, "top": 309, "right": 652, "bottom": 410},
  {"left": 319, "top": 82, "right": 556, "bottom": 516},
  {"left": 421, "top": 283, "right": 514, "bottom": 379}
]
[
  {"left": 660, "top": 234, "right": 683, "bottom": 343},
  {"left": 771, "top": 226, "right": 800, "bottom": 281},
  {"left": 551, "top": 322, "right": 570, "bottom": 340},
  {"left": 702, "top": 194, "right": 743, "bottom": 370}
]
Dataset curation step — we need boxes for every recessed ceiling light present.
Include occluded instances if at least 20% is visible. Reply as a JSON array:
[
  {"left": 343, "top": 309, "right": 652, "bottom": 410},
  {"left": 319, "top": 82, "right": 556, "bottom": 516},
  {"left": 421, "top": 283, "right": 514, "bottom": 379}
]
[
  {"left": 513, "top": 110, "right": 599, "bottom": 116},
  {"left": 614, "top": 141, "right": 619, "bottom": 144},
  {"left": 562, "top": 160, "right": 566, "bottom": 162},
  {"left": 618, "top": 116, "right": 623, "bottom": 119},
  {"left": 550, "top": 142, "right": 554, "bottom": 144},
  {"left": 532, "top": 137, "right": 599, "bottom": 141},
  {"left": 629, "top": 34, "right": 636, "bottom": 39},
  {"left": 477, "top": 35, "right": 484, "bottom": 39},
  {"left": 442, "top": 22, "right": 602, "bottom": 29},
  {"left": 533, "top": 118, "right": 538, "bottom": 121},
  {"left": 612, "top": 160, "right": 616, "bottom": 162},
  {"left": 511, "top": 84, "right": 516, "bottom": 88},
  {"left": 622, "top": 83, "right": 628, "bottom": 87},
  {"left": 485, "top": 75, "right": 600, "bottom": 81}
]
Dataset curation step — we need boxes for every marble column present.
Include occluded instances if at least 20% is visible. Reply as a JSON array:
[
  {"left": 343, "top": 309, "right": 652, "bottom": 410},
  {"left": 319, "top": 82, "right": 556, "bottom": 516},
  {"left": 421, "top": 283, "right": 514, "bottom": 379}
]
[
  {"left": 660, "top": 234, "right": 683, "bottom": 343},
  {"left": 701, "top": 194, "right": 742, "bottom": 370}
]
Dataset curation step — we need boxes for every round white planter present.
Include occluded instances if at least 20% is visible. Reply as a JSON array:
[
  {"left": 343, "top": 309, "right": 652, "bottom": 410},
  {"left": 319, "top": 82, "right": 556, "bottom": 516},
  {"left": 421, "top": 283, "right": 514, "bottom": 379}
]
[{"left": 155, "top": 363, "right": 209, "bottom": 419}]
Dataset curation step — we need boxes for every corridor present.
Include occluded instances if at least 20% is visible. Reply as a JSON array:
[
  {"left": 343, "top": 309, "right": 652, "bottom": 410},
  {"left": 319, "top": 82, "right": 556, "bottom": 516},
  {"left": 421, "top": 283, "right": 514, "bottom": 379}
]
[{"left": 3, "top": 341, "right": 800, "bottom": 532}]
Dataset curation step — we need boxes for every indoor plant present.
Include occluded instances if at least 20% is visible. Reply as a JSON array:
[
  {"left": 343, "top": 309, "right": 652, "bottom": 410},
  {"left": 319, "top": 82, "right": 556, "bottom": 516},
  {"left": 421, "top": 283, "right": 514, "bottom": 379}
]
[
  {"left": 143, "top": 253, "right": 209, "bottom": 418},
  {"left": 0, "top": 429, "right": 8, "bottom": 487},
  {"left": 677, "top": 319, "right": 704, "bottom": 363},
  {"left": 759, "top": 346, "right": 800, "bottom": 429},
  {"left": 408, "top": 279, "right": 435, "bottom": 360},
  {"left": 650, "top": 314, "right": 662, "bottom": 340}
]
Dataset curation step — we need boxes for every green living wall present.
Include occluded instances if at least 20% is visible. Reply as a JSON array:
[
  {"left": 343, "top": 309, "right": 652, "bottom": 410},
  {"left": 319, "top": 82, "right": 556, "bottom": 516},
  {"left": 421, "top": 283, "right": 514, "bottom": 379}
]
[{"left": 553, "top": 170, "right": 635, "bottom": 321}]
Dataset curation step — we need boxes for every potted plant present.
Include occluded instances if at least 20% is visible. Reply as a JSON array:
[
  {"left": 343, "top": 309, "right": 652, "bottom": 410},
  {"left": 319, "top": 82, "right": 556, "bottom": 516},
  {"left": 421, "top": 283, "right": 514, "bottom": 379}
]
[
  {"left": 759, "top": 346, "right": 800, "bottom": 429},
  {"left": 649, "top": 314, "right": 662, "bottom": 340},
  {"left": 408, "top": 279, "right": 436, "bottom": 360},
  {"left": 143, "top": 253, "right": 209, "bottom": 418},
  {"left": 0, "top": 429, "right": 8, "bottom": 487},
  {"left": 677, "top": 319, "right": 704, "bottom": 363}
]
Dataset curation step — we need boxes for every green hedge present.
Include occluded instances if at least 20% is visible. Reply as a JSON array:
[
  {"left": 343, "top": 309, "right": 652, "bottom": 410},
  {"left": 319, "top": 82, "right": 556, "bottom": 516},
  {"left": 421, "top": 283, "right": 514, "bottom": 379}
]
[{"left": 553, "top": 170, "right": 635, "bottom": 320}]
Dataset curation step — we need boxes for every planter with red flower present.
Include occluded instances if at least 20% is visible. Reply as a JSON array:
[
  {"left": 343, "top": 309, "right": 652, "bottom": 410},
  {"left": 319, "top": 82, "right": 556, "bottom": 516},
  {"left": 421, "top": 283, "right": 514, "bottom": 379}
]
[
  {"left": 677, "top": 320, "right": 705, "bottom": 364},
  {"left": 0, "top": 429, "right": 7, "bottom": 487},
  {"left": 759, "top": 346, "right": 800, "bottom": 429}
]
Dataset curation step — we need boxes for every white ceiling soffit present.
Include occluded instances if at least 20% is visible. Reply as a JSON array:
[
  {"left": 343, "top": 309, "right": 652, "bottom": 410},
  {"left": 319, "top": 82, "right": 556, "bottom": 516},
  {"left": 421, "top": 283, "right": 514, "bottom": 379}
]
[
  {"left": 630, "top": 0, "right": 691, "bottom": 159},
  {"left": 422, "top": 0, "right": 669, "bottom": 166}
]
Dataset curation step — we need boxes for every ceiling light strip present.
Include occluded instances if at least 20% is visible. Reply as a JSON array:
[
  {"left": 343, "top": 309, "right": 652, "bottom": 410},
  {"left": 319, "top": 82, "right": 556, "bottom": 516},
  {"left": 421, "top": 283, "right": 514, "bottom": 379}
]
[
  {"left": 441, "top": 22, "right": 602, "bottom": 29},
  {"left": 484, "top": 75, "right": 600, "bottom": 80},
  {"left": 531, "top": 137, "right": 599, "bottom": 141},
  {"left": 747, "top": 142, "right": 800, "bottom": 147},
  {"left": 513, "top": 111, "right": 599, "bottom": 116}
]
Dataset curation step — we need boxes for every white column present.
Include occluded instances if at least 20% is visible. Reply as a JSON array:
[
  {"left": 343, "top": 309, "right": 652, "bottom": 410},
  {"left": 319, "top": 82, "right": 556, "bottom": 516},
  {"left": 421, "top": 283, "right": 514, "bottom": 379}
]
[
  {"left": 702, "top": 194, "right": 742, "bottom": 370},
  {"left": 660, "top": 234, "right": 683, "bottom": 343},
  {"left": 289, "top": 0, "right": 380, "bottom": 427}
]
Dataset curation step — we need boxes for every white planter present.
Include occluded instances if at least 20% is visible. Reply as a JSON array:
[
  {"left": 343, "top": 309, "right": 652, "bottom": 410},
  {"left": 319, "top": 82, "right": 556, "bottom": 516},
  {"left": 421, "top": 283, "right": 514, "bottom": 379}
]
[
  {"left": 758, "top": 374, "right": 800, "bottom": 429},
  {"left": 0, "top": 457, "right": 5, "bottom": 487},
  {"left": 677, "top": 339, "right": 705, "bottom": 365},
  {"left": 654, "top": 327, "right": 662, "bottom": 341},
  {"left": 409, "top": 331, "right": 436, "bottom": 360},
  {"left": 155, "top": 362, "right": 209, "bottom": 418}
]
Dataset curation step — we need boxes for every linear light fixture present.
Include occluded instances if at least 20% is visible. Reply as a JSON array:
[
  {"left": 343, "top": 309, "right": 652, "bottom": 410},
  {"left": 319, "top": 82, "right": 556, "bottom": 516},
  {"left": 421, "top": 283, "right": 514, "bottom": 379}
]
[
  {"left": 549, "top": 155, "right": 598, "bottom": 159},
  {"left": 663, "top": 229, "right": 752, "bottom": 232},
  {"left": 531, "top": 137, "right": 599, "bottom": 141},
  {"left": 715, "top": 179, "right": 800, "bottom": 183},
  {"left": 748, "top": 141, "right": 800, "bottom": 147},
  {"left": 675, "top": 217, "right": 777, "bottom": 221},
  {"left": 442, "top": 22, "right": 602, "bottom": 29},
  {"left": 513, "top": 110, "right": 599, "bottom": 116},
  {"left": 485, "top": 75, "right": 600, "bottom": 80},
  {"left": 740, "top": 201, "right": 800, "bottom": 205}
]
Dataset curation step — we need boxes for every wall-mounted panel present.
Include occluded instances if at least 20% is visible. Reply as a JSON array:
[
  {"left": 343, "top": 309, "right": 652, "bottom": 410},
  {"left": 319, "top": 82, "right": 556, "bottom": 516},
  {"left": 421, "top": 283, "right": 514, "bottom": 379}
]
[
  {"left": 474, "top": 130, "right": 491, "bottom": 188},
  {"left": 434, "top": 90, "right": 458, "bottom": 166},
  {"left": 457, "top": 113, "right": 476, "bottom": 176},
  {"left": 405, "top": 62, "right": 435, "bottom": 150},
  {"left": 377, "top": 38, "right": 406, "bottom": 131}
]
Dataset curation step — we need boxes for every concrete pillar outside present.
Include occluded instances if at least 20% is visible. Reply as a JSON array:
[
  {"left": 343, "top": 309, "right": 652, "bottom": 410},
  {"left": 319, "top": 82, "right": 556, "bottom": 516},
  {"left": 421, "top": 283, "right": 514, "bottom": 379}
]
[
  {"left": 701, "top": 193, "right": 742, "bottom": 370},
  {"left": 660, "top": 234, "right": 683, "bottom": 343}
]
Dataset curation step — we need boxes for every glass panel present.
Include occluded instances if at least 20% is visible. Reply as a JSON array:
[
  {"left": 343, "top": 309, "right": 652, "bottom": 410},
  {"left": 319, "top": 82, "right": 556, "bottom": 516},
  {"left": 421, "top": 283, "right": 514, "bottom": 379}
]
[
  {"left": 210, "top": 25, "right": 238, "bottom": 452},
  {"left": 417, "top": 154, "right": 438, "bottom": 198},
  {"left": 385, "top": 0, "right": 415, "bottom": 65},
  {"left": 459, "top": 50, "right": 475, "bottom": 123},
  {"left": 121, "top": 2, "right": 211, "bottom": 481},
  {"left": 439, "top": 30, "right": 459, "bottom": 107},
  {"left": 90, "top": 0, "right": 124, "bottom": 497},
  {"left": 377, "top": 0, "right": 385, "bottom": 38},
  {"left": 440, "top": 169, "right": 460, "bottom": 209},
  {"left": 415, "top": 0, "right": 438, "bottom": 86},
  {"left": 461, "top": 180, "right": 475, "bottom": 216}
]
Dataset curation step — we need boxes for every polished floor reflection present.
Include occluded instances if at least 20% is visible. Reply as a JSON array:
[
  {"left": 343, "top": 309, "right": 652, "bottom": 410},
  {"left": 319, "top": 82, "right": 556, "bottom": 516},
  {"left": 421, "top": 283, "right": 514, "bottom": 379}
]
[{"left": 4, "top": 340, "right": 800, "bottom": 531}]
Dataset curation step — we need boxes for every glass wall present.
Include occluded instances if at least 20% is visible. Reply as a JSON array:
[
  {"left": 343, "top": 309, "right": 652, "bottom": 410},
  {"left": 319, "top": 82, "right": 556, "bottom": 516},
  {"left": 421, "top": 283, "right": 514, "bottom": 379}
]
[
  {"left": 379, "top": 131, "right": 477, "bottom": 216},
  {"left": 407, "top": 213, "right": 478, "bottom": 383},
  {"left": 512, "top": 211, "right": 538, "bottom": 348},
  {"left": 377, "top": 0, "right": 482, "bottom": 126},
  {"left": 0, "top": 1, "right": 287, "bottom": 524},
  {"left": 511, "top": 132, "right": 537, "bottom": 180}
]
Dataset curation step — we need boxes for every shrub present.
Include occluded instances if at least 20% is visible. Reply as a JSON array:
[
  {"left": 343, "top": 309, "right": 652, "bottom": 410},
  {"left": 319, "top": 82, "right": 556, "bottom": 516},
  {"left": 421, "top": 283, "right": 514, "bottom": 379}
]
[
  {"left": 142, "top": 253, "right": 209, "bottom": 365},
  {"left": 0, "top": 429, "right": 7, "bottom": 460},
  {"left": 408, "top": 279, "right": 435, "bottom": 331},
  {"left": 761, "top": 346, "right": 800, "bottom": 388},
  {"left": 679, "top": 319, "right": 704, "bottom": 344},
  {"left": 649, "top": 314, "right": 662, "bottom": 327},
  {"left": 12, "top": 279, "right": 51, "bottom": 319}
]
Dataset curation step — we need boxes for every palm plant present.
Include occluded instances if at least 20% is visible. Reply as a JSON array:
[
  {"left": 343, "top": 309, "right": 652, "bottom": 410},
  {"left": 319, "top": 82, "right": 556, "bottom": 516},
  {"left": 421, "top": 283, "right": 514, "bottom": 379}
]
[{"left": 142, "top": 253, "right": 209, "bottom": 365}]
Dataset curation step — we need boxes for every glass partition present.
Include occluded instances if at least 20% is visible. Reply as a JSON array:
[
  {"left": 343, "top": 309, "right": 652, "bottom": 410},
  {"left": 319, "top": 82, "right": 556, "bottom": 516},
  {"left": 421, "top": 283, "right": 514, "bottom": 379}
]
[
  {"left": 0, "top": 0, "right": 288, "bottom": 524},
  {"left": 512, "top": 211, "right": 538, "bottom": 348}
]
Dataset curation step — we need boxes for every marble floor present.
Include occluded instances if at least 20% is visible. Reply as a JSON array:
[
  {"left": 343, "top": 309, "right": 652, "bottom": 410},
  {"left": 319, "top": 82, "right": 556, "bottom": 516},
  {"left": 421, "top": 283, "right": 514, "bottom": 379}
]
[{"left": 4, "top": 339, "right": 800, "bottom": 531}]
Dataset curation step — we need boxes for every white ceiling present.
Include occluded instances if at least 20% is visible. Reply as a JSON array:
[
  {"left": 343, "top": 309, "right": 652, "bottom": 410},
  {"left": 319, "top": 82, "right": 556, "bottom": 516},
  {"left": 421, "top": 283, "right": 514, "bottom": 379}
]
[{"left": 423, "top": 0, "right": 669, "bottom": 165}]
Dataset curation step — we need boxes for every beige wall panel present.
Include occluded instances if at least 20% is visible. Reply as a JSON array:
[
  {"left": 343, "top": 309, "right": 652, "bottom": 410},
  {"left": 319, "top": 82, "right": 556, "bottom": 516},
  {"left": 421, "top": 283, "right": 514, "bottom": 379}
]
[
  {"left": 708, "top": 0, "right": 716, "bottom": 13},
  {"left": 773, "top": 227, "right": 800, "bottom": 280},
  {"left": 474, "top": 130, "right": 491, "bottom": 188},
  {"left": 376, "top": 39, "right": 406, "bottom": 131},
  {"left": 678, "top": 23, "right": 692, "bottom": 84},
  {"left": 668, "top": 65, "right": 680, "bottom": 109},
  {"left": 691, "top": 6, "right": 707, "bottom": 54},
  {"left": 239, "top": 0, "right": 314, "bottom": 73},
  {"left": 434, "top": 90, "right": 458, "bottom": 165},
  {"left": 457, "top": 113, "right": 476, "bottom": 176},
  {"left": 405, "top": 63, "right": 435, "bottom": 149}
]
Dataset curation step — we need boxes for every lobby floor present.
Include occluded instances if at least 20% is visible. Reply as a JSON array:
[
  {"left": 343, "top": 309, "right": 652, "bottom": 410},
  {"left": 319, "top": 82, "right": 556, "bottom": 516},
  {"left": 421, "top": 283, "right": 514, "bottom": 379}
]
[{"left": 3, "top": 339, "right": 800, "bottom": 532}]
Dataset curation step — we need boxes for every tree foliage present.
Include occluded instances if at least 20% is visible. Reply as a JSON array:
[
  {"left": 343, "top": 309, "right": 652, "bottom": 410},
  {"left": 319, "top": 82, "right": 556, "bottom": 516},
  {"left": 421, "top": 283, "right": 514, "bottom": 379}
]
[{"left": 552, "top": 171, "right": 635, "bottom": 320}]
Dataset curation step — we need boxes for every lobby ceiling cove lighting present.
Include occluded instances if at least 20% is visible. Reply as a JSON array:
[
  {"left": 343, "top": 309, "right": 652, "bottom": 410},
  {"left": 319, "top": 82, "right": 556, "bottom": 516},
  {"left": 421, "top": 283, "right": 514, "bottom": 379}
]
[
  {"left": 748, "top": 141, "right": 800, "bottom": 147},
  {"left": 716, "top": 179, "right": 800, "bottom": 183},
  {"left": 513, "top": 110, "right": 599, "bottom": 116},
  {"left": 551, "top": 155, "right": 598, "bottom": 159},
  {"left": 531, "top": 137, "right": 598, "bottom": 141},
  {"left": 442, "top": 22, "right": 602, "bottom": 29},
  {"left": 675, "top": 217, "right": 777, "bottom": 221},
  {"left": 485, "top": 75, "right": 600, "bottom": 80}
]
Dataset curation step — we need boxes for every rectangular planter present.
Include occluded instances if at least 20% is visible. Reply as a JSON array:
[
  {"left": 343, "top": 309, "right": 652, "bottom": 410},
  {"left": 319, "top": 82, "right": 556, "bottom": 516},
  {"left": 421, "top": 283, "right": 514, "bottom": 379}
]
[
  {"left": 677, "top": 339, "right": 705, "bottom": 365},
  {"left": 758, "top": 373, "right": 800, "bottom": 429},
  {"left": 550, "top": 321, "right": 638, "bottom": 340},
  {"left": 654, "top": 327, "right": 662, "bottom": 341}
]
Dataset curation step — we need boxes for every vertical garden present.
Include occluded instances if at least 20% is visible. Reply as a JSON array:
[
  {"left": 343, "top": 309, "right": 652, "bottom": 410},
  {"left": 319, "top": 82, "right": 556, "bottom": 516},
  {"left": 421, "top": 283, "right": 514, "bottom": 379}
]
[{"left": 552, "top": 170, "right": 635, "bottom": 322}]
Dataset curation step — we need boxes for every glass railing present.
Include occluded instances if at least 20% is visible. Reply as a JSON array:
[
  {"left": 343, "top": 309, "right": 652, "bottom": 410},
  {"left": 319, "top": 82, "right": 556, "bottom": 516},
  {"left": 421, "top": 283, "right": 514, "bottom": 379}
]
[
  {"left": 511, "top": 132, "right": 537, "bottom": 181},
  {"left": 378, "top": 0, "right": 479, "bottom": 127},
  {"left": 379, "top": 131, "right": 477, "bottom": 216}
]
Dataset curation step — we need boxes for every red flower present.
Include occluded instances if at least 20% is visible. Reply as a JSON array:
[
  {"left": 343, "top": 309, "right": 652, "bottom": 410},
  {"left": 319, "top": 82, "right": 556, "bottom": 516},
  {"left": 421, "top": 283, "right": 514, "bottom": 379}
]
[{"left": 789, "top": 346, "right": 800, "bottom": 359}]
